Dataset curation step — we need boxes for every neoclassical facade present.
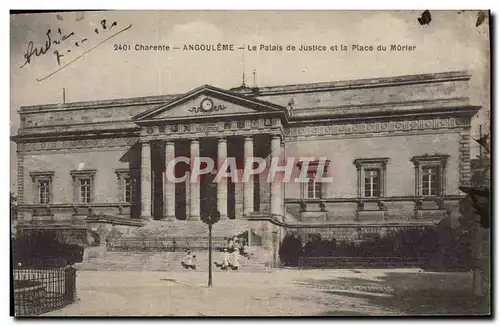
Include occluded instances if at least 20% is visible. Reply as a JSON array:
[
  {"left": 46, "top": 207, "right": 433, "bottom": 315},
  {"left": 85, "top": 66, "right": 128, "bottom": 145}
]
[{"left": 12, "top": 71, "right": 480, "bottom": 254}]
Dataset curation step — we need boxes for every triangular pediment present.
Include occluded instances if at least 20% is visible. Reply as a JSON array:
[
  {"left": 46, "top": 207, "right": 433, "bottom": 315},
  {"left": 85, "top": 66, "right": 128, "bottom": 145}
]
[{"left": 133, "top": 85, "right": 286, "bottom": 122}]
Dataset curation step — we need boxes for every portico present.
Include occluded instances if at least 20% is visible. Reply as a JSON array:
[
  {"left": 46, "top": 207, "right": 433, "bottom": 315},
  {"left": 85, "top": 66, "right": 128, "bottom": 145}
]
[{"left": 132, "top": 85, "right": 289, "bottom": 222}]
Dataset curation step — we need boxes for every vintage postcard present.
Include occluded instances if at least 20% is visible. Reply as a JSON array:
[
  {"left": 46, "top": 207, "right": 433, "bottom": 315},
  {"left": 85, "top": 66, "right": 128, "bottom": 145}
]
[{"left": 10, "top": 10, "right": 491, "bottom": 317}]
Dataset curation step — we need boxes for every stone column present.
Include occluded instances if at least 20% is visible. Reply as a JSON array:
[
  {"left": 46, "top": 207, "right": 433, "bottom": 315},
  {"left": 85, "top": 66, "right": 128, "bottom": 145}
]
[
  {"left": 217, "top": 138, "right": 228, "bottom": 219},
  {"left": 185, "top": 171, "right": 191, "bottom": 218},
  {"left": 189, "top": 139, "right": 200, "bottom": 220},
  {"left": 163, "top": 140, "right": 176, "bottom": 221},
  {"left": 244, "top": 136, "right": 254, "bottom": 216},
  {"left": 270, "top": 135, "right": 283, "bottom": 218},
  {"left": 140, "top": 141, "right": 152, "bottom": 220}
]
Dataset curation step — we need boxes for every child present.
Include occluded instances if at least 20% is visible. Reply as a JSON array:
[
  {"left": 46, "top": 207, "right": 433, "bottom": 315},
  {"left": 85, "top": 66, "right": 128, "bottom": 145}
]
[
  {"left": 242, "top": 240, "right": 251, "bottom": 258},
  {"left": 231, "top": 248, "right": 240, "bottom": 270},
  {"left": 221, "top": 248, "right": 229, "bottom": 271},
  {"left": 191, "top": 255, "right": 197, "bottom": 270},
  {"left": 181, "top": 251, "right": 195, "bottom": 270}
]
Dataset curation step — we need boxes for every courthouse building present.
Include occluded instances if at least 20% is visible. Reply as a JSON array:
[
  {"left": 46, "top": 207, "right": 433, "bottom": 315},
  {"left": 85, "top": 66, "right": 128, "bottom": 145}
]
[{"left": 12, "top": 71, "right": 480, "bottom": 262}]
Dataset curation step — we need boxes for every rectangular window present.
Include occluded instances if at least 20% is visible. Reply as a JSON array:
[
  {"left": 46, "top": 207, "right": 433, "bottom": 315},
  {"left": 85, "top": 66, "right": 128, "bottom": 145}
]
[
  {"left": 30, "top": 172, "right": 54, "bottom": 205},
  {"left": 411, "top": 155, "right": 448, "bottom": 197},
  {"left": 354, "top": 158, "right": 388, "bottom": 199},
  {"left": 421, "top": 166, "right": 440, "bottom": 196},
  {"left": 70, "top": 170, "right": 96, "bottom": 204},
  {"left": 115, "top": 169, "right": 138, "bottom": 204},
  {"left": 80, "top": 178, "right": 92, "bottom": 204},
  {"left": 307, "top": 171, "right": 322, "bottom": 199},
  {"left": 124, "top": 176, "right": 136, "bottom": 203},
  {"left": 38, "top": 180, "right": 50, "bottom": 204},
  {"left": 297, "top": 160, "right": 330, "bottom": 200},
  {"left": 364, "top": 169, "right": 380, "bottom": 198}
]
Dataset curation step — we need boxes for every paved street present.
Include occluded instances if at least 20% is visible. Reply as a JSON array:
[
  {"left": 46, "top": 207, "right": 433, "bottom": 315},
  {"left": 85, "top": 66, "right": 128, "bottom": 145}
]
[{"left": 45, "top": 268, "right": 488, "bottom": 316}]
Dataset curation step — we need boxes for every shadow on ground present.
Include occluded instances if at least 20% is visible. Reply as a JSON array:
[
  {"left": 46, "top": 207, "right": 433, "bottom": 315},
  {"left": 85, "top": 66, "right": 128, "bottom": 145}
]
[
  {"left": 295, "top": 271, "right": 491, "bottom": 316},
  {"left": 316, "top": 310, "right": 370, "bottom": 316}
]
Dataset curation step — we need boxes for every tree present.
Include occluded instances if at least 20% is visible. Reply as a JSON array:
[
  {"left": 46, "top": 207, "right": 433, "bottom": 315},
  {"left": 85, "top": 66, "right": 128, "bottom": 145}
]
[
  {"left": 459, "top": 133, "right": 491, "bottom": 230},
  {"left": 10, "top": 192, "right": 17, "bottom": 221},
  {"left": 459, "top": 132, "right": 491, "bottom": 297}
]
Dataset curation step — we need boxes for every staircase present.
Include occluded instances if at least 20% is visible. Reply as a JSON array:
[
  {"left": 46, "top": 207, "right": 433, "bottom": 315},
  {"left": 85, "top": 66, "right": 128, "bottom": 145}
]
[
  {"left": 106, "top": 219, "right": 261, "bottom": 250},
  {"left": 126, "top": 219, "right": 254, "bottom": 238},
  {"left": 77, "top": 218, "right": 273, "bottom": 272},
  {"left": 75, "top": 249, "right": 271, "bottom": 272}
]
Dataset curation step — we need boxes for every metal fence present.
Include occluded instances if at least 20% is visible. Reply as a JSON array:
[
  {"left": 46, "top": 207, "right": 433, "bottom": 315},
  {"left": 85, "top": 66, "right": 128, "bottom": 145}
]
[{"left": 13, "top": 266, "right": 76, "bottom": 316}]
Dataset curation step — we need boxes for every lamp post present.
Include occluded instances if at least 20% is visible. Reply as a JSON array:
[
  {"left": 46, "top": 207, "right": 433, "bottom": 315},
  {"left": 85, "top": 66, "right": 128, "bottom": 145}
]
[{"left": 201, "top": 210, "right": 220, "bottom": 288}]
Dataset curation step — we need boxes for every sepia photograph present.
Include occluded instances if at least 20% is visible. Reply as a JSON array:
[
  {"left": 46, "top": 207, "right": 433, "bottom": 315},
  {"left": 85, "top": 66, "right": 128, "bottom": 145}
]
[{"left": 9, "top": 10, "right": 491, "bottom": 317}]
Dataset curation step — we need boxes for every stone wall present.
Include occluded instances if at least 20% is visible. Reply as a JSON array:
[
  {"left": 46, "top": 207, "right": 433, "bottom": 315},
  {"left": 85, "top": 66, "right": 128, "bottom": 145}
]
[
  {"left": 20, "top": 141, "right": 140, "bottom": 220},
  {"left": 284, "top": 132, "right": 462, "bottom": 199}
]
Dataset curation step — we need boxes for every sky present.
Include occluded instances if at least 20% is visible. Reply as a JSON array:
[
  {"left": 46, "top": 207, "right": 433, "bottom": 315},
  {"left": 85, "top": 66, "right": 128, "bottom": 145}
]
[{"left": 9, "top": 10, "right": 490, "bottom": 191}]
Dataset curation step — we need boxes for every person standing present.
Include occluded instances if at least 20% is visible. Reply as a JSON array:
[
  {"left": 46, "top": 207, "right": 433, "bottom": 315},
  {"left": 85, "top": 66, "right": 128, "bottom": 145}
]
[
  {"left": 221, "top": 248, "right": 229, "bottom": 270},
  {"left": 231, "top": 248, "right": 240, "bottom": 270},
  {"left": 228, "top": 237, "right": 235, "bottom": 252}
]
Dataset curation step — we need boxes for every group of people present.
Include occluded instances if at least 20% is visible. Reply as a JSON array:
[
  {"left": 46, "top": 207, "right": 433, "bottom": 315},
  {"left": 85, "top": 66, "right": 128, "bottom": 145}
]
[
  {"left": 215, "top": 237, "right": 249, "bottom": 271},
  {"left": 180, "top": 237, "right": 250, "bottom": 271}
]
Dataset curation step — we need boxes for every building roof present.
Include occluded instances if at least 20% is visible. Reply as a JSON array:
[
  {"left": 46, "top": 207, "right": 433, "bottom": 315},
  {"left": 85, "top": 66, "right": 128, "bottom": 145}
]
[{"left": 18, "top": 70, "right": 472, "bottom": 113}]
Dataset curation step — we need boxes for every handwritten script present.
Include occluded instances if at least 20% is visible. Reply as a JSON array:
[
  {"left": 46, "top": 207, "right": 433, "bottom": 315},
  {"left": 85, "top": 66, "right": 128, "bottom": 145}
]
[{"left": 19, "top": 19, "right": 132, "bottom": 82}]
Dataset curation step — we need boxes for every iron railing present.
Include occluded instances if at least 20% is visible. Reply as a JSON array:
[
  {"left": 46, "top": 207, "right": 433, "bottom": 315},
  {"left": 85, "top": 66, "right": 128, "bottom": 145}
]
[
  {"left": 13, "top": 266, "right": 76, "bottom": 316},
  {"left": 107, "top": 236, "right": 229, "bottom": 252}
]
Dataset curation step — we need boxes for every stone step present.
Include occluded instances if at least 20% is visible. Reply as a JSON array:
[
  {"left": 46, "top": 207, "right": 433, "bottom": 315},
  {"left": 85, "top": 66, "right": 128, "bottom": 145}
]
[
  {"left": 126, "top": 220, "right": 255, "bottom": 236},
  {"left": 82, "top": 253, "right": 267, "bottom": 266},
  {"left": 77, "top": 251, "right": 269, "bottom": 272},
  {"left": 110, "top": 221, "right": 255, "bottom": 244}
]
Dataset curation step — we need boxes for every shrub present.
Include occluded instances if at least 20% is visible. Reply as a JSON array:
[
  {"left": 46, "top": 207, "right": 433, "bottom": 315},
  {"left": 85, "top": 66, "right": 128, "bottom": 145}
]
[
  {"left": 279, "top": 234, "right": 302, "bottom": 266},
  {"left": 12, "top": 231, "right": 84, "bottom": 267},
  {"left": 281, "top": 227, "right": 473, "bottom": 269}
]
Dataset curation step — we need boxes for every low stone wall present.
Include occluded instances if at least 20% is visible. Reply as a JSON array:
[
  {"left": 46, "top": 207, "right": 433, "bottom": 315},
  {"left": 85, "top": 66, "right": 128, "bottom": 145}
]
[{"left": 285, "top": 225, "right": 433, "bottom": 242}]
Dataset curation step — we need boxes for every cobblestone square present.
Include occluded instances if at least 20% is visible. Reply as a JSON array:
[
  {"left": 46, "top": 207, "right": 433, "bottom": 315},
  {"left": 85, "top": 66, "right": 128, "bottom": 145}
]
[{"left": 44, "top": 269, "right": 488, "bottom": 316}]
